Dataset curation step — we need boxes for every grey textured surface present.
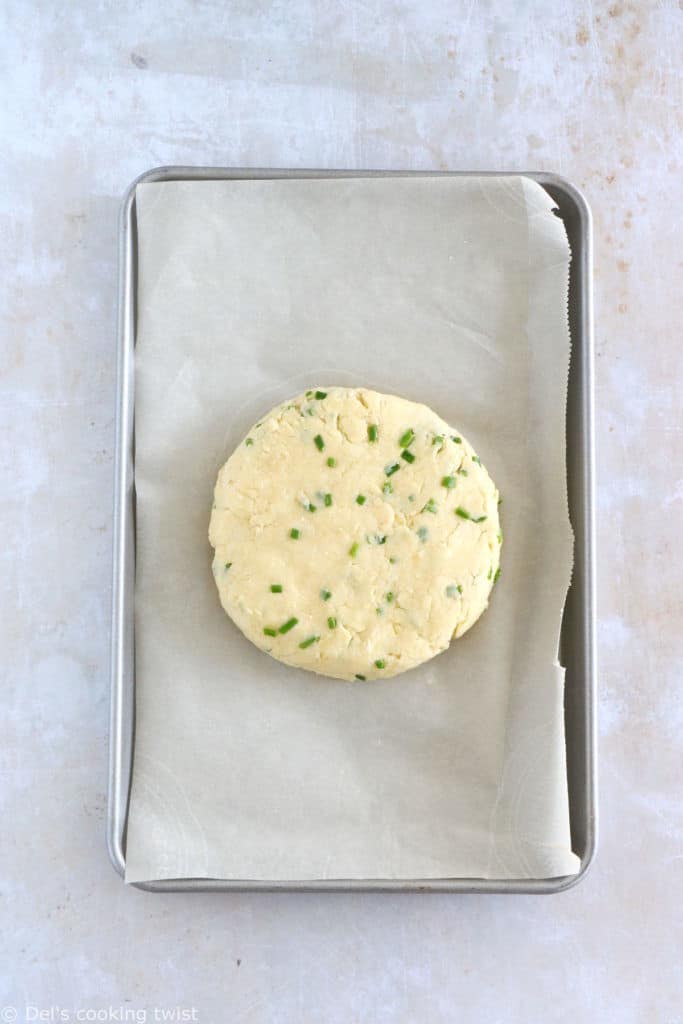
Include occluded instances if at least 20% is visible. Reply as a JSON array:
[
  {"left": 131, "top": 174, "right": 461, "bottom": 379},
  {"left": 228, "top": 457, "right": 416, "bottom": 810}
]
[{"left": 2, "top": 1, "right": 681, "bottom": 1020}]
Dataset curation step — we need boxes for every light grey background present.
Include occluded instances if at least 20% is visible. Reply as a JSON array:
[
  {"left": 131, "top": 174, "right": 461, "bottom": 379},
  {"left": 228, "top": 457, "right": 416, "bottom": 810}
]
[{"left": 2, "top": 1, "right": 681, "bottom": 1021}]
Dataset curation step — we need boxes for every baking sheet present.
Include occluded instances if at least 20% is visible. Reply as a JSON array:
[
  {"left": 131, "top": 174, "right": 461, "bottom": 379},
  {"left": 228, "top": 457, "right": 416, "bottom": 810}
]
[{"left": 124, "top": 174, "right": 580, "bottom": 882}]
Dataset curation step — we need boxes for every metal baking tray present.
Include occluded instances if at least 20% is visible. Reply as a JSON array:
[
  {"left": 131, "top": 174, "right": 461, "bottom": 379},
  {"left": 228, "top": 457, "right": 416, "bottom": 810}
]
[{"left": 108, "top": 167, "right": 596, "bottom": 893}]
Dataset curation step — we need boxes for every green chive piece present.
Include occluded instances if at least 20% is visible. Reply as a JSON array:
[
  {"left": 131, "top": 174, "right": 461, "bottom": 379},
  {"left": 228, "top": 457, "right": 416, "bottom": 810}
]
[
  {"left": 225, "top": 562, "right": 232, "bottom": 569},
  {"left": 321, "top": 589, "right": 332, "bottom": 601},
  {"left": 441, "top": 476, "right": 456, "bottom": 489},
  {"left": 368, "top": 424, "right": 378, "bottom": 442},
  {"left": 270, "top": 584, "right": 283, "bottom": 593},
  {"left": 422, "top": 498, "right": 438, "bottom": 514},
  {"left": 327, "top": 616, "right": 337, "bottom": 629},
  {"left": 497, "top": 531, "right": 503, "bottom": 544},
  {"left": 398, "top": 428, "right": 415, "bottom": 448},
  {"left": 278, "top": 617, "right": 299, "bottom": 634},
  {"left": 324, "top": 493, "right": 332, "bottom": 507},
  {"left": 327, "top": 457, "right": 337, "bottom": 468},
  {"left": 386, "top": 592, "right": 394, "bottom": 603},
  {"left": 376, "top": 607, "right": 383, "bottom": 616},
  {"left": 498, "top": 496, "right": 503, "bottom": 505},
  {"left": 374, "top": 659, "right": 386, "bottom": 670},
  {"left": 306, "top": 390, "right": 314, "bottom": 397},
  {"left": 314, "top": 434, "right": 325, "bottom": 451},
  {"left": 290, "top": 528, "right": 300, "bottom": 539},
  {"left": 245, "top": 438, "right": 254, "bottom": 446},
  {"left": 401, "top": 449, "right": 415, "bottom": 464},
  {"left": 452, "top": 436, "right": 462, "bottom": 444},
  {"left": 494, "top": 567, "right": 501, "bottom": 583},
  {"left": 472, "top": 515, "right": 487, "bottom": 523},
  {"left": 355, "top": 674, "right": 366, "bottom": 681},
  {"left": 389, "top": 557, "right": 397, "bottom": 564},
  {"left": 457, "top": 468, "right": 468, "bottom": 477},
  {"left": 432, "top": 435, "right": 445, "bottom": 447},
  {"left": 315, "top": 390, "right": 327, "bottom": 400},
  {"left": 408, "top": 494, "right": 415, "bottom": 502},
  {"left": 367, "top": 534, "right": 387, "bottom": 545},
  {"left": 385, "top": 463, "right": 400, "bottom": 477},
  {"left": 349, "top": 541, "right": 360, "bottom": 557},
  {"left": 263, "top": 627, "right": 278, "bottom": 637},
  {"left": 300, "top": 498, "right": 317, "bottom": 512},
  {"left": 382, "top": 481, "right": 393, "bottom": 495},
  {"left": 455, "top": 507, "right": 470, "bottom": 520},
  {"left": 417, "top": 526, "right": 428, "bottom": 542},
  {"left": 487, "top": 567, "right": 493, "bottom": 580},
  {"left": 445, "top": 585, "right": 460, "bottom": 599},
  {"left": 306, "top": 408, "right": 315, "bottom": 416},
  {"left": 299, "top": 635, "right": 320, "bottom": 649},
  {"left": 472, "top": 455, "right": 481, "bottom": 466},
  {"left": 356, "top": 494, "right": 367, "bottom": 505}
]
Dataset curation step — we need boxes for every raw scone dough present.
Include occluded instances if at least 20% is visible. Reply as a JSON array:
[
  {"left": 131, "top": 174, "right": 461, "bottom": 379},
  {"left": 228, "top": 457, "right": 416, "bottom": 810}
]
[{"left": 209, "top": 387, "right": 502, "bottom": 681}]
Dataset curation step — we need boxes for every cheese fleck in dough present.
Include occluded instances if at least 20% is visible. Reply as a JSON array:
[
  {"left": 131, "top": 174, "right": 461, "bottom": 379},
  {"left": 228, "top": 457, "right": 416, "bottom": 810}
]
[{"left": 209, "top": 387, "right": 501, "bottom": 681}]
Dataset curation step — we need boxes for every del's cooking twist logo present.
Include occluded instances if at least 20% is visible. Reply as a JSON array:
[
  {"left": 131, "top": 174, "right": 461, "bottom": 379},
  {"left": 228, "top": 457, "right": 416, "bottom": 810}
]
[{"left": 1, "top": 1009, "right": 199, "bottom": 1023}]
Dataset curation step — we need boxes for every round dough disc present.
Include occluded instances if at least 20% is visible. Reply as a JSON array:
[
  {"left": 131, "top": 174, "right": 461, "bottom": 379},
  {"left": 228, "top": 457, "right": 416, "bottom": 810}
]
[{"left": 209, "top": 386, "right": 501, "bottom": 681}]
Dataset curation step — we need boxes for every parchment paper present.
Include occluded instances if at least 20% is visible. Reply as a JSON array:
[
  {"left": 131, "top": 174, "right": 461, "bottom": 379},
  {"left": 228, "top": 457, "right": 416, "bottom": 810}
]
[{"left": 125, "top": 175, "right": 580, "bottom": 882}]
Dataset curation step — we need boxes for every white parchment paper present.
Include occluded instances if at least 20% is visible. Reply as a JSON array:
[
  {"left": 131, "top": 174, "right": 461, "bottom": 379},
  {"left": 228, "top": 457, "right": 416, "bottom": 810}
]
[{"left": 125, "top": 175, "right": 580, "bottom": 882}]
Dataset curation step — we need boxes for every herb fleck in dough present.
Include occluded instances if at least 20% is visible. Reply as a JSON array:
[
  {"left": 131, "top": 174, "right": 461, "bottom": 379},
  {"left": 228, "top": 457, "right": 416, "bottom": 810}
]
[{"left": 209, "top": 387, "right": 502, "bottom": 681}]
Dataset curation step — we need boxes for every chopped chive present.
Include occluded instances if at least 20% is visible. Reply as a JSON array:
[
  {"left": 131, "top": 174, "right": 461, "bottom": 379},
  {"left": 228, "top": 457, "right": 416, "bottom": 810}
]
[
  {"left": 225, "top": 561, "right": 232, "bottom": 569},
  {"left": 263, "top": 627, "right": 278, "bottom": 637},
  {"left": 324, "top": 493, "right": 333, "bottom": 507},
  {"left": 452, "top": 436, "right": 462, "bottom": 444},
  {"left": 326, "top": 457, "right": 337, "bottom": 468},
  {"left": 270, "top": 584, "right": 283, "bottom": 593},
  {"left": 299, "top": 635, "right": 320, "bottom": 649},
  {"left": 417, "top": 526, "right": 428, "bottom": 542},
  {"left": 306, "top": 390, "right": 314, "bottom": 397},
  {"left": 374, "top": 659, "right": 386, "bottom": 670},
  {"left": 497, "top": 531, "right": 503, "bottom": 544},
  {"left": 389, "top": 556, "right": 397, "bottom": 564},
  {"left": 457, "top": 468, "right": 468, "bottom": 477},
  {"left": 382, "top": 481, "right": 393, "bottom": 495},
  {"left": 314, "top": 434, "right": 325, "bottom": 451},
  {"left": 498, "top": 496, "right": 503, "bottom": 505},
  {"left": 487, "top": 566, "right": 493, "bottom": 580},
  {"left": 472, "top": 455, "right": 481, "bottom": 466},
  {"left": 306, "top": 407, "right": 315, "bottom": 416},
  {"left": 441, "top": 476, "right": 456, "bottom": 489},
  {"left": 472, "top": 514, "right": 488, "bottom": 523},
  {"left": 455, "top": 507, "right": 470, "bottom": 520},
  {"left": 457, "top": 584, "right": 463, "bottom": 593},
  {"left": 320, "top": 589, "right": 332, "bottom": 601},
  {"left": 386, "top": 592, "right": 394, "bottom": 603},
  {"left": 432, "top": 435, "right": 445, "bottom": 447},
  {"left": 398, "top": 428, "right": 415, "bottom": 448},
  {"left": 245, "top": 438, "right": 254, "bottom": 446},
  {"left": 327, "top": 616, "right": 337, "bottom": 629},
  {"left": 349, "top": 541, "right": 360, "bottom": 557},
  {"left": 408, "top": 494, "right": 415, "bottom": 502},
  {"left": 494, "top": 567, "right": 501, "bottom": 583},
  {"left": 445, "top": 585, "right": 461, "bottom": 599},
  {"left": 355, "top": 674, "right": 366, "bottom": 681},
  {"left": 314, "top": 390, "right": 327, "bottom": 400},
  {"left": 422, "top": 498, "right": 438, "bottom": 514},
  {"left": 401, "top": 449, "right": 415, "bottom": 464},
  {"left": 278, "top": 617, "right": 299, "bottom": 634},
  {"left": 368, "top": 424, "right": 378, "bottom": 442},
  {"left": 376, "top": 606, "right": 383, "bottom": 615},
  {"left": 300, "top": 498, "right": 317, "bottom": 512},
  {"left": 356, "top": 494, "right": 367, "bottom": 505},
  {"left": 385, "top": 463, "right": 400, "bottom": 477},
  {"left": 290, "top": 528, "right": 300, "bottom": 539},
  {"left": 367, "top": 534, "right": 387, "bottom": 545}
]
